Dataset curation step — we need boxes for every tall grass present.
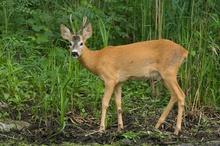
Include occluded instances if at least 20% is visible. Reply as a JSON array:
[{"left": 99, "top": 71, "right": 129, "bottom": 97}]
[
  {"left": 98, "top": 16, "right": 109, "bottom": 48},
  {"left": 0, "top": 0, "right": 219, "bottom": 130}
]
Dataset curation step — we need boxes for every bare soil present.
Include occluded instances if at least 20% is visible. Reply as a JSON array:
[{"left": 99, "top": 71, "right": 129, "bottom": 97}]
[{"left": 0, "top": 101, "right": 220, "bottom": 145}]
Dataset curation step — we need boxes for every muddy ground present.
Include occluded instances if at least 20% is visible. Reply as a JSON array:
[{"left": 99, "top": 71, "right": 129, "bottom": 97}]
[{"left": 0, "top": 100, "right": 220, "bottom": 145}]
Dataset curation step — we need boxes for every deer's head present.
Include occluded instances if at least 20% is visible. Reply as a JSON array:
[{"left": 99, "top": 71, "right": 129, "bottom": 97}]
[{"left": 60, "top": 15, "right": 92, "bottom": 58}]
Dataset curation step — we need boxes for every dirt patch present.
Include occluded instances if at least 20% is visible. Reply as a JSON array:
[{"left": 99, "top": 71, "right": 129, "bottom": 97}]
[
  {"left": 1, "top": 78, "right": 219, "bottom": 145},
  {"left": 0, "top": 103, "right": 220, "bottom": 145}
]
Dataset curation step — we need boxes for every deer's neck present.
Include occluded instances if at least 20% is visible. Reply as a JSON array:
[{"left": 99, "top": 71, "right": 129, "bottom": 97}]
[{"left": 77, "top": 46, "right": 98, "bottom": 75}]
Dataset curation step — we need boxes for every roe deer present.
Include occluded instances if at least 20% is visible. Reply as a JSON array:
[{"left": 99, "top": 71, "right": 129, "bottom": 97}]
[{"left": 60, "top": 15, "right": 188, "bottom": 135}]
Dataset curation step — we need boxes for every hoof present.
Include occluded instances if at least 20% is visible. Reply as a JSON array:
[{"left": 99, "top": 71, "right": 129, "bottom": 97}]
[
  {"left": 98, "top": 128, "right": 105, "bottom": 133},
  {"left": 117, "top": 128, "right": 123, "bottom": 133},
  {"left": 117, "top": 123, "right": 124, "bottom": 132},
  {"left": 174, "top": 129, "right": 179, "bottom": 135},
  {"left": 117, "top": 127, "right": 123, "bottom": 133}
]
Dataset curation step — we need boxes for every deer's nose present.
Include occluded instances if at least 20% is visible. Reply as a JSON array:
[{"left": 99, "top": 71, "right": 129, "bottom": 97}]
[{"left": 72, "top": 51, "right": 79, "bottom": 58}]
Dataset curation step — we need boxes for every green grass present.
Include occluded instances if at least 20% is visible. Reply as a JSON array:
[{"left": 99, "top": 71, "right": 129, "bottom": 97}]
[{"left": 0, "top": 0, "right": 219, "bottom": 131}]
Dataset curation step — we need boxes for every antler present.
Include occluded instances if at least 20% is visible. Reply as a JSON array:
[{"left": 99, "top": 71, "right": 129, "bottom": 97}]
[
  {"left": 70, "top": 14, "right": 76, "bottom": 34},
  {"left": 77, "top": 16, "right": 87, "bottom": 34}
]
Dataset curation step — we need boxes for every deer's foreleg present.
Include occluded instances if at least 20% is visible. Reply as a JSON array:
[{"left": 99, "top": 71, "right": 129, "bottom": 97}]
[{"left": 99, "top": 79, "right": 116, "bottom": 132}]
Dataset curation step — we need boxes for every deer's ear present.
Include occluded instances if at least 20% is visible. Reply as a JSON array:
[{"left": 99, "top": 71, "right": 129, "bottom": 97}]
[
  {"left": 82, "top": 23, "right": 92, "bottom": 41},
  {"left": 60, "top": 24, "right": 72, "bottom": 40}
]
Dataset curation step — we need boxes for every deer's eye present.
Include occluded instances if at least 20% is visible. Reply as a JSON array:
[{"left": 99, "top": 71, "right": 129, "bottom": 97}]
[{"left": 80, "top": 42, "right": 83, "bottom": 46}]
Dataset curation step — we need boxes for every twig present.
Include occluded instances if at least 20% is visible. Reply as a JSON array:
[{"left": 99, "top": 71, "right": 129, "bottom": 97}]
[
  {"left": 85, "top": 130, "right": 101, "bottom": 137},
  {"left": 0, "top": 133, "right": 18, "bottom": 140}
]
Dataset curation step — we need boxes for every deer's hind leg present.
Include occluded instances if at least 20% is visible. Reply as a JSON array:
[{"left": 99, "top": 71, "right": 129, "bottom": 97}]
[
  {"left": 114, "top": 83, "right": 123, "bottom": 132},
  {"left": 155, "top": 76, "right": 185, "bottom": 135}
]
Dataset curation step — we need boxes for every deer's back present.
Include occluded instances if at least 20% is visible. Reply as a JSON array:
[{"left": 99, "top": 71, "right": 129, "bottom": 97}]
[{"left": 98, "top": 39, "right": 187, "bottom": 65}]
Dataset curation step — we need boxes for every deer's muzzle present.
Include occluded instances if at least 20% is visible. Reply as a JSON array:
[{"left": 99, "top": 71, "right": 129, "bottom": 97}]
[{"left": 72, "top": 51, "right": 79, "bottom": 58}]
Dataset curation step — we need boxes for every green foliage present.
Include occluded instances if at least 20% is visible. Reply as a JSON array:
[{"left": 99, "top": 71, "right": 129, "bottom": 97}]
[
  {"left": 98, "top": 16, "right": 110, "bottom": 48},
  {"left": 0, "top": 0, "right": 219, "bottom": 131}
]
